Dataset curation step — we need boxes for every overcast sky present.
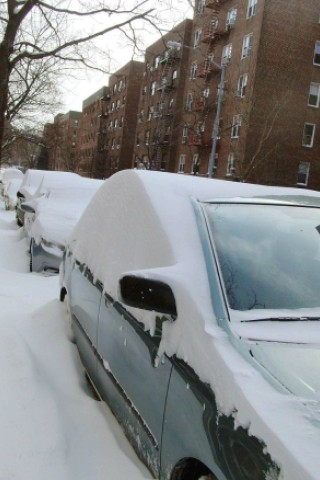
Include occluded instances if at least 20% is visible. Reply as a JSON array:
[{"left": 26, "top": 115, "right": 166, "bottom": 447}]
[{"left": 60, "top": 2, "right": 193, "bottom": 114}]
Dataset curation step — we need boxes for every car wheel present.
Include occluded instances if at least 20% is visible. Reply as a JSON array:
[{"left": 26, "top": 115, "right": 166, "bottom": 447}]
[
  {"left": 173, "top": 460, "right": 216, "bottom": 480},
  {"left": 29, "top": 252, "right": 33, "bottom": 272}
]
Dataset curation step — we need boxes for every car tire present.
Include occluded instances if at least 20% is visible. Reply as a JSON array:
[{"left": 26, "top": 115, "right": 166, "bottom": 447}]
[
  {"left": 173, "top": 460, "right": 216, "bottom": 480},
  {"left": 29, "top": 252, "right": 33, "bottom": 272}
]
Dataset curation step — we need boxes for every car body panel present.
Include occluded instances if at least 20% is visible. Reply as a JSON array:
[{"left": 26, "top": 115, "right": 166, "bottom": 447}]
[{"left": 96, "top": 299, "right": 172, "bottom": 476}]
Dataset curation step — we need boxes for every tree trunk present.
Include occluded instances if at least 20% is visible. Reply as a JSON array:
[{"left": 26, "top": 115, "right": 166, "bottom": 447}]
[{"left": 0, "top": 44, "right": 11, "bottom": 164}]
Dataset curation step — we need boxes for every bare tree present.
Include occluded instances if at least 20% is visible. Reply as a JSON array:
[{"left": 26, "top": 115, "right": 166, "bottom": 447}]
[
  {"left": 7, "top": 56, "right": 62, "bottom": 127},
  {"left": 0, "top": 0, "right": 169, "bottom": 164}
]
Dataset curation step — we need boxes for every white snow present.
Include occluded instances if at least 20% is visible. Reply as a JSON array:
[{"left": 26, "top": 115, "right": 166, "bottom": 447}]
[
  {"left": 24, "top": 175, "right": 104, "bottom": 247},
  {"left": 69, "top": 170, "right": 320, "bottom": 480},
  {"left": 0, "top": 201, "right": 152, "bottom": 479}
]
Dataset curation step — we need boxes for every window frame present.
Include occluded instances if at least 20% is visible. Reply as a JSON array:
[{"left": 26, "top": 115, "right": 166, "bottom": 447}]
[
  {"left": 302, "top": 123, "right": 316, "bottom": 147},
  {"left": 231, "top": 115, "right": 241, "bottom": 138},
  {"left": 178, "top": 154, "right": 186, "bottom": 173},
  {"left": 241, "top": 34, "right": 253, "bottom": 59},
  {"left": 226, "top": 153, "right": 235, "bottom": 176},
  {"left": 237, "top": 74, "right": 248, "bottom": 97},
  {"left": 297, "top": 162, "right": 310, "bottom": 186},
  {"left": 308, "top": 83, "right": 320, "bottom": 107},
  {"left": 313, "top": 41, "right": 320, "bottom": 66},
  {"left": 247, "top": 0, "right": 258, "bottom": 19}
]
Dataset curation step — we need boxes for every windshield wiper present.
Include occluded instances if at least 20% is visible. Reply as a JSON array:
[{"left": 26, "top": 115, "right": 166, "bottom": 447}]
[{"left": 241, "top": 316, "right": 320, "bottom": 323}]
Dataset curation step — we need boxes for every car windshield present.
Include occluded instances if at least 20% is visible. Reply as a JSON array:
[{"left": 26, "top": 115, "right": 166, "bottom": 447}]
[{"left": 205, "top": 203, "right": 320, "bottom": 312}]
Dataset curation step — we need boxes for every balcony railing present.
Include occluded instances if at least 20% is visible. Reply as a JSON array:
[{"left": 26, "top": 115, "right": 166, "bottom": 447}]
[
  {"left": 197, "top": 60, "right": 220, "bottom": 78},
  {"left": 189, "top": 133, "right": 212, "bottom": 148},
  {"left": 202, "top": 26, "right": 229, "bottom": 44}
]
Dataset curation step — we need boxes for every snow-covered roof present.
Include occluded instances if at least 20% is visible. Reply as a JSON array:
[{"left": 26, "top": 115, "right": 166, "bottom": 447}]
[
  {"left": 30, "top": 177, "right": 104, "bottom": 247},
  {"left": 19, "top": 170, "right": 82, "bottom": 200}
]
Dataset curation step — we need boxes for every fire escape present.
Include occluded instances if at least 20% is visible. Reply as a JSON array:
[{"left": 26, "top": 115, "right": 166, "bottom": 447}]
[
  {"left": 189, "top": 0, "right": 232, "bottom": 151},
  {"left": 150, "top": 46, "right": 180, "bottom": 170}
]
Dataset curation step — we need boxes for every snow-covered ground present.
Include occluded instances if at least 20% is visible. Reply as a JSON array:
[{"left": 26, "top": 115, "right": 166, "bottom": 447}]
[{"left": 0, "top": 199, "right": 152, "bottom": 479}]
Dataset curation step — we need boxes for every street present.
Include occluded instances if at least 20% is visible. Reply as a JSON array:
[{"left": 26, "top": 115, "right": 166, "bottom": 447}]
[{"left": 0, "top": 200, "right": 152, "bottom": 480}]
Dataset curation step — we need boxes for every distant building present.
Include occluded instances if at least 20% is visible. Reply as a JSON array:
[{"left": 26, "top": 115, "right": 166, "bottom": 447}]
[
  {"left": 77, "top": 87, "right": 109, "bottom": 178},
  {"left": 44, "top": 0, "right": 320, "bottom": 189},
  {"left": 106, "top": 60, "right": 144, "bottom": 177},
  {"left": 133, "top": 19, "right": 193, "bottom": 172},
  {"left": 45, "top": 110, "right": 81, "bottom": 171}
]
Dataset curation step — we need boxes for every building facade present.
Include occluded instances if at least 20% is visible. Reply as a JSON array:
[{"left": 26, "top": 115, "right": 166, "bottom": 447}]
[
  {"left": 77, "top": 87, "right": 109, "bottom": 178},
  {"left": 133, "top": 19, "right": 193, "bottom": 171},
  {"left": 45, "top": 110, "right": 81, "bottom": 172},
  {"left": 105, "top": 60, "right": 144, "bottom": 177},
  {"left": 43, "top": 0, "right": 320, "bottom": 189},
  {"left": 173, "top": 0, "right": 320, "bottom": 188}
]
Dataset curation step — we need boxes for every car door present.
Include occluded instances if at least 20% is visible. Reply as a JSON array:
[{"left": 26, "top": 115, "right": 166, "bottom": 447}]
[
  {"left": 70, "top": 261, "right": 102, "bottom": 386},
  {"left": 96, "top": 293, "right": 173, "bottom": 478}
]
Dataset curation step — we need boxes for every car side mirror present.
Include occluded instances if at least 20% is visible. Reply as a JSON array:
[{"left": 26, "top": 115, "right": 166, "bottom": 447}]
[
  {"left": 20, "top": 203, "right": 35, "bottom": 213},
  {"left": 119, "top": 275, "right": 177, "bottom": 317}
]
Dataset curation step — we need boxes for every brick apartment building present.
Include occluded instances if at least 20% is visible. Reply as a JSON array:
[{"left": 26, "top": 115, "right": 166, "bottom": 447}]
[
  {"left": 105, "top": 60, "right": 144, "bottom": 177},
  {"left": 45, "top": 110, "right": 81, "bottom": 171},
  {"left": 76, "top": 86, "right": 110, "bottom": 178},
  {"left": 133, "top": 19, "right": 193, "bottom": 171},
  {"left": 43, "top": 0, "right": 320, "bottom": 189},
  {"left": 172, "top": 0, "right": 320, "bottom": 188}
]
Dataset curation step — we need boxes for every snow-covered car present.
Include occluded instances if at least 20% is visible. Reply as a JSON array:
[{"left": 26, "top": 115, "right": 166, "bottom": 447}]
[
  {"left": 22, "top": 174, "right": 103, "bottom": 273},
  {"left": 0, "top": 167, "right": 23, "bottom": 201},
  {"left": 16, "top": 169, "right": 48, "bottom": 226},
  {"left": 16, "top": 169, "right": 81, "bottom": 226},
  {"left": 2, "top": 177, "right": 23, "bottom": 210},
  {"left": 59, "top": 170, "right": 320, "bottom": 480}
]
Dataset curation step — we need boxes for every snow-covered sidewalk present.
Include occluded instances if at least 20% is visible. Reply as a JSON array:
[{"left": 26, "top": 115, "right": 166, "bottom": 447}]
[{"left": 0, "top": 202, "right": 152, "bottom": 479}]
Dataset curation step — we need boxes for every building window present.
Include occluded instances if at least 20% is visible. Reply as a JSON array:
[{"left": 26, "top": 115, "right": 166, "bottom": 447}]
[
  {"left": 242, "top": 34, "right": 253, "bottom": 58},
  {"left": 231, "top": 115, "right": 241, "bottom": 138},
  {"left": 185, "top": 92, "right": 193, "bottom": 111},
  {"left": 227, "top": 9, "right": 237, "bottom": 27},
  {"left": 172, "top": 69, "right": 178, "bottom": 80},
  {"left": 182, "top": 126, "right": 188, "bottom": 144},
  {"left": 194, "top": 29, "right": 202, "bottom": 47},
  {"left": 192, "top": 154, "right": 200, "bottom": 174},
  {"left": 222, "top": 44, "right": 232, "bottom": 63},
  {"left": 154, "top": 56, "right": 161, "bottom": 68},
  {"left": 226, "top": 153, "right": 235, "bottom": 176},
  {"left": 145, "top": 130, "right": 150, "bottom": 145},
  {"left": 247, "top": 0, "right": 258, "bottom": 18},
  {"left": 197, "top": 0, "right": 205, "bottom": 14},
  {"left": 302, "top": 123, "right": 315, "bottom": 147},
  {"left": 297, "top": 162, "right": 310, "bottom": 185},
  {"left": 191, "top": 62, "right": 197, "bottom": 79},
  {"left": 237, "top": 74, "right": 248, "bottom": 97},
  {"left": 203, "top": 87, "right": 210, "bottom": 98},
  {"left": 116, "top": 99, "right": 121, "bottom": 109},
  {"left": 147, "top": 106, "right": 154, "bottom": 120},
  {"left": 313, "top": 41, "right": 320, "bottom": 65},
  {"left": 150, "top": 81, "right": 157, "bottom": 95},
  {"left": 308, "top": 83, "right": 320, "bottom": 107},
  {"left": 178, "top": 154, "right": 186, "bottom": 173},
  {"left": 136, "top": 134, "right": 140, "bottom": 146}
]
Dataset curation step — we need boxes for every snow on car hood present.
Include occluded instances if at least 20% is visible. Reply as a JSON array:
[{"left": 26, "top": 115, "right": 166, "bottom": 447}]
[
  {"left": 249, "top": 342, "right": 320, "bottom": 399},
  {"left": 30, "top": 179, "right": 103, "bottom": 247}
]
